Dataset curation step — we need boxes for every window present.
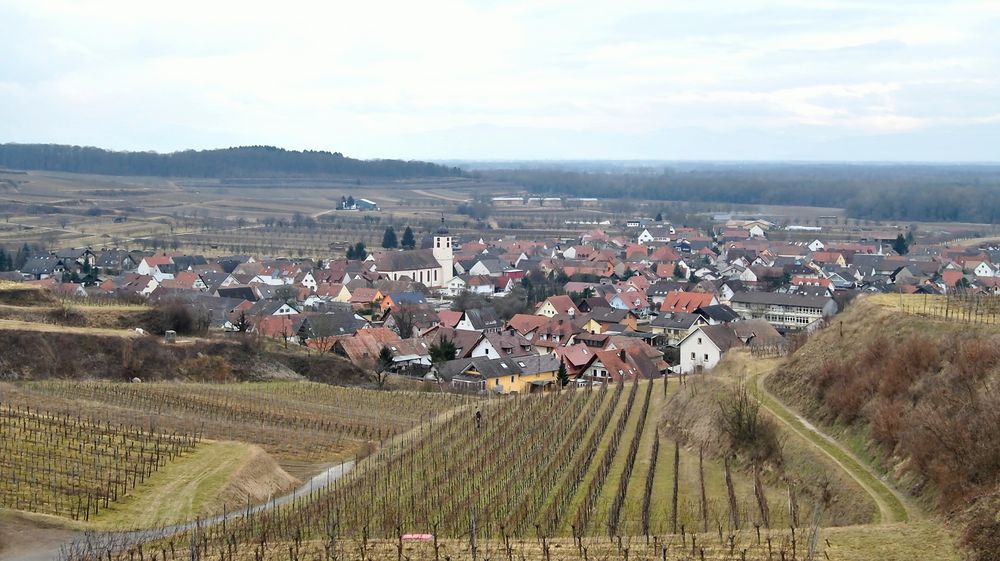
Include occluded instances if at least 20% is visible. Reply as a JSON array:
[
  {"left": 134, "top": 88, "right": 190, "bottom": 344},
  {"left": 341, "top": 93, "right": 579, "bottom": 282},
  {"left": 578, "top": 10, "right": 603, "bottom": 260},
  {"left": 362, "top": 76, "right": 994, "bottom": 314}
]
[
  {"left": 704, "top": 354, "right": 709, "bottom": 361},
  {"left": 690, "top": 352, "right": 695, "bottom": 359},
  {"left": 511, "top": 376, "right": 514, "bottom": 383},
  {"left": 697, "top": 337, "right": 702, "bottom": 344}
]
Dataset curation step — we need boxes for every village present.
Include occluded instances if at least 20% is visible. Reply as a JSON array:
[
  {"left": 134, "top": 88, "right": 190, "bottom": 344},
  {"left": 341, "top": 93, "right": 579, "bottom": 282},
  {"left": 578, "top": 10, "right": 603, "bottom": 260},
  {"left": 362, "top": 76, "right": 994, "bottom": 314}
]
[{"left": 6, "top": 215, "right": 1000, "bottom": 393}]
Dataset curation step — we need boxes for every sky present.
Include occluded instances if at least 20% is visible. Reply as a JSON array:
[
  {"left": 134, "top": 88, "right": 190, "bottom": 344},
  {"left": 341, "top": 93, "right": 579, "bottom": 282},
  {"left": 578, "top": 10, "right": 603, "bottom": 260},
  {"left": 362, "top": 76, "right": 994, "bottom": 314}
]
[{"left": 1, "top": 1, "right": 999, "bottom": 161}]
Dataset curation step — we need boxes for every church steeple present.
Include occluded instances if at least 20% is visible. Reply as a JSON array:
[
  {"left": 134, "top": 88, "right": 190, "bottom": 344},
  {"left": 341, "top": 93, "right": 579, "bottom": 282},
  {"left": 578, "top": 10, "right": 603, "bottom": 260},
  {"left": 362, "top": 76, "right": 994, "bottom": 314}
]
[{"left": 432, "top": 215, "right": 453, "bottom": 286}]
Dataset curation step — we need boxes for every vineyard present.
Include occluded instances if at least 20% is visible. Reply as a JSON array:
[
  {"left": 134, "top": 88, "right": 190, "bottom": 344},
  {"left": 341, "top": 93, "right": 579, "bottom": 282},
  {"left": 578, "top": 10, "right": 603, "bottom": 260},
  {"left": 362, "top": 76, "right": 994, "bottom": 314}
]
[
  {"left": 1, "top": 382, "right": 472, "bottom": 479},
  {"left": 872, "top": 292, "right": 1000, "bottom": 325},
  {"left": 0, "top": 403, "right": 199, "bottom": 521},
  {"left": 59, "top": 378, "right": 875, "bottom": 561}
]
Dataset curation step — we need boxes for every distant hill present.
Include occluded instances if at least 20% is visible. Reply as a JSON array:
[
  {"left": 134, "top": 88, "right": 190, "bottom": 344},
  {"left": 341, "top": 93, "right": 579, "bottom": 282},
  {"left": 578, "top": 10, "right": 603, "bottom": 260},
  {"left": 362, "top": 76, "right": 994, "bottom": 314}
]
[{"left": 0, "top": 143, "right": 462, "bottom": 179}]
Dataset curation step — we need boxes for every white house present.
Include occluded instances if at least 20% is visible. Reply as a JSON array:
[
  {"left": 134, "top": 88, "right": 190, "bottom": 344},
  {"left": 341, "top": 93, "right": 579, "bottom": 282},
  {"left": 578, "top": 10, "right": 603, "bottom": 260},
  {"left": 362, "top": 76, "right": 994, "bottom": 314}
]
[
  {"left": 974, "top": 262, "right": 997, "bottom": 277},
  {"left": 677, "top": 320, "right": 781, "bottom": 373},
  {"left": 445, "top": 275, "right": 467, "bottom": 296},
  {"left": 807, "top": 239, "right": 825, "bottom": 252}
]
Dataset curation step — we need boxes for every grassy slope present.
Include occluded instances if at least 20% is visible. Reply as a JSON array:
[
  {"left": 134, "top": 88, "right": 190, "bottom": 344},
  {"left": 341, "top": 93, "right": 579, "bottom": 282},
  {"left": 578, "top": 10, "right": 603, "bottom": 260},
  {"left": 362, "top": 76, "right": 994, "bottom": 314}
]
[
  {"left": 561, "top": 384, "right": 632, "bottom": 533},
  {"left": 590, "top": 380, "right": 650, "bottom": 534},
  {"left": 617, "top": 379, "right": 668, "bottom": 533},
  {"left": 766, "top": 295, "right": 1000, "bottom": 509},
  {"left": 87, "top": 441, "right": 295, "bottom": 530}
]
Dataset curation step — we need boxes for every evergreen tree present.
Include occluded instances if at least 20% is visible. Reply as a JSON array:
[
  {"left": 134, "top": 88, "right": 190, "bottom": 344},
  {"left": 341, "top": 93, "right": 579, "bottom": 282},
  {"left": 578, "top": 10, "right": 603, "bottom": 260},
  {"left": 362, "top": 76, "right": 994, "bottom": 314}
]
[
  {"left": 0, "top": 249, "right": 8, "bottom": 271},
  {"left": 892, "top": 233, "right": 910, "bottom": 255},
  {"left": 14, "top": 243, "right": 30, "bottom": 270},
  {"left": 673, "top": 262, "right": 685, "bottom": 279},
  {"left": 382, "top": 226, "right": 398, "bottom": 249},
  {"left": 429, "top": 336, "right": 458, "bottom": 364},
  {"left": 557, "top": 359, "right": 569, "bottom": 387},
  {"left": 655, "top": 211, "right": 663, "bottom": 222},
  {"left": 346, "top": 195, "right": 355, "bottom": 209},
  {"left": 401, "top": 226, "right": 416, "bottom": 249},
  {"left": 346, "top": 242, "right": 367, "bottom": 260}
]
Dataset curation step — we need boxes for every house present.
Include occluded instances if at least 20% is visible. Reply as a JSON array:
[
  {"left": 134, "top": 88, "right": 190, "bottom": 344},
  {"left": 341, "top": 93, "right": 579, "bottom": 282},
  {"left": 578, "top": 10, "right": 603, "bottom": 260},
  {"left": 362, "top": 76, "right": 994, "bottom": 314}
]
[
  {"left": 587, "top": 308, "right": 638, "bottom": 333},
  {"left": 300, "top": 310, "right": 370, "bottom": 350},
  {"left": 247, "top": 300, "right": 300, "bottom": 318},
  {"left": 694, "top": 304, "right": 741, "bottom": 325},
  {"left": 678, "top": 320, "right": 781, "bottom": 373},
  {"left": 729, "top": 291, "right": 837, "bottom": 332},
  {"left": 581, "top": 348, "right": 658, "bottom": 383},
  {"left": 456, "top": 307, "right": 503, "bottom": 333},
  {"left": 20, "top": 256, "right": 65, "bottom": 280},
  {"left": 452, "top": 354, "right": 561, "bottom": 394},
  {"left": 535, "top": 295, "right": 579, "bottom": 318},
  {"left": 660, "top": 291, "right": 717, "bottom": 314},
  {"left": 648, "top": 312, "right": 706, "bottom": 346},
  {"left": 444, "top": 275, "right": 468, "bottom": 296},
  {"left": 333, "top": 328, "right": 402, "bottom": 367},
  {"left": 466, "top": 331, "right": 535, "bottom": 360},
  {"left": 380, "top": 292, "right": 428, "bottom": 313},
  {"left": 554, "top": 343, "right": 599, "bottom": 378},
  {"left": 136, "top": 254, "right": 173, "bottom": 276}
]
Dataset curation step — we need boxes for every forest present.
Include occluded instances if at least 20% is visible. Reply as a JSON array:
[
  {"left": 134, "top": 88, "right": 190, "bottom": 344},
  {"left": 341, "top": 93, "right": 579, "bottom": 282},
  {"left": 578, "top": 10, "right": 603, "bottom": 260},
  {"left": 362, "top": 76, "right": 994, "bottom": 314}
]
[
  {"left": 481, "top": 164, "right": 1000, "bottom": 223},
  {"left": 0, "top": 144, "right": 461, "bottom": 179}
]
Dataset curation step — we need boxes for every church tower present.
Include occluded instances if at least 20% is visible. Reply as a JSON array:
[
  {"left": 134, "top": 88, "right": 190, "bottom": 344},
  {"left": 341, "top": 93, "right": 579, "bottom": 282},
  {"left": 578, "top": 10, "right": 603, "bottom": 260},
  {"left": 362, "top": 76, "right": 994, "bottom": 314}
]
[{"left": 432, "top": 216, "right": 454, "bottom": 286}]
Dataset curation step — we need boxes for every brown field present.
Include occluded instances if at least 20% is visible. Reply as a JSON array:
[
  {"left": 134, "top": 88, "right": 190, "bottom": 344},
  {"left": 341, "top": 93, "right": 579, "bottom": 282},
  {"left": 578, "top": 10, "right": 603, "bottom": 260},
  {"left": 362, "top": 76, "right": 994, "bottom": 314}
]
[{"left": 5, "top": 169, "right": 993, "bottom": 257}]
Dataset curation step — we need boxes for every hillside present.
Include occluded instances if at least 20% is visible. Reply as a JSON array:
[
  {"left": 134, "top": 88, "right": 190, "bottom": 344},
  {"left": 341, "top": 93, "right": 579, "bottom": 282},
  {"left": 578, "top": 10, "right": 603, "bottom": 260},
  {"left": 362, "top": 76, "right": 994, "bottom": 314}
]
[
  {"left": 767, "top": 295, "right": 1000, "bottom": 560},
  {"left": 0, "top": 144, "right": 461, "bottom": 179}
]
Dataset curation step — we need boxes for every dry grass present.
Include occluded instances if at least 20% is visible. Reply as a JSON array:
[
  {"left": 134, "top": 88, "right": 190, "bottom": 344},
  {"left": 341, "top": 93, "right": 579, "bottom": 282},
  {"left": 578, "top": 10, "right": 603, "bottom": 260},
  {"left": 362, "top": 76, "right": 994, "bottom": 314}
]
[
  {"left": 87, "top": 441, "right": 297, "bottom": 530},
  {"left": 0, "top": 318, "right": 141, "bottom": 337}
]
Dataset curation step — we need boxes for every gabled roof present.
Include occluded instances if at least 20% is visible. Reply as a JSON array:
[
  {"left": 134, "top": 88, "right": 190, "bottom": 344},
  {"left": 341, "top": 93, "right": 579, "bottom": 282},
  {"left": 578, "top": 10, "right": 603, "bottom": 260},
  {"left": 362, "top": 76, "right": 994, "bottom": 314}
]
[
  {"left": 661, "top": 291, "right": 714, "bottom": 313},
  {"left": 539, "top": 295, "right": 579, "bottom": 315},
  {"left": 374, "top": 250, "right": 441, "bottom": 272},
  {"left": 465, "top": 354, "right": 561, "bottom": 379},
  {"left": 695, "top": 304, "right": 740, "bottom": 323},
  {"left": 729, "top": 291, "right": 832, "bottom": 309},
  {"left": 681, "top": 324, "right": 744, "bottom": 353},
  {"left": 650, "top": 311, "right": 702, "bottom": 330},
  {"left": 463, "top": 307, "right": 502, "bottom": 330}
]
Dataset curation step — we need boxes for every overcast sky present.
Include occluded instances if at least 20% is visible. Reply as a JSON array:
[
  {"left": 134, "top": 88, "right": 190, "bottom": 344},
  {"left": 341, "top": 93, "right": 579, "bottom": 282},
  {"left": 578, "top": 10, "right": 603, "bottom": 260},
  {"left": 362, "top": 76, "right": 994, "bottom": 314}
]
[{"left": 1, "top": 1, "right": 998, "bottom": 161}]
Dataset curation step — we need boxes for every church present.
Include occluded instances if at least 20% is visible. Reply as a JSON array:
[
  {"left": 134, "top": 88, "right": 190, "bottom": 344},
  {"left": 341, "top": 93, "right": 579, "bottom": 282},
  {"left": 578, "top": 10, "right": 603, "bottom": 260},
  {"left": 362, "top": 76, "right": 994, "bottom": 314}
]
[{"left": 368, "top": 222, "right": 454, "bottom": 288}]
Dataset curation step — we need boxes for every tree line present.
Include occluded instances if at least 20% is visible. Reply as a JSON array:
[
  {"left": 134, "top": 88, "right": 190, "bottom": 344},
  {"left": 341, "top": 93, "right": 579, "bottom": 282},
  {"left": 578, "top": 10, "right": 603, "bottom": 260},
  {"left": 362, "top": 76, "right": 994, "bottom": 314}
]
[
  {"left": 482, "top": 164, "right": 1000, "bottom": 223},
  {"left": 0, "top": 144, "right": 462, "bottom": 179}
]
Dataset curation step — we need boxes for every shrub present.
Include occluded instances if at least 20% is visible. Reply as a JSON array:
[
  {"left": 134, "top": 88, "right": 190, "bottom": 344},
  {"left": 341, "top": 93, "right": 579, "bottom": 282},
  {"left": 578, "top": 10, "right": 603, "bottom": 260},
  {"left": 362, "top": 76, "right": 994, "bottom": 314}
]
[
  {"left": 716, "top": 380, "right": 783, "bottom": 464},
  {"left": 177, "top": 355, "right": 233, "bottom": 382},
  {"left": 156, "top": 302, "right": 198, "bottom": 335}
]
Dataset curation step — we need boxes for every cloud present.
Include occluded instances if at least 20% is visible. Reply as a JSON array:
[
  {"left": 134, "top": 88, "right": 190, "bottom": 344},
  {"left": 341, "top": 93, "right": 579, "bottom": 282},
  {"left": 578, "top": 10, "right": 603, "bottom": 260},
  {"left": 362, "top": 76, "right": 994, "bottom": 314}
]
[{"left": 0, "top": 0, "right": 997, "bottom": 160}]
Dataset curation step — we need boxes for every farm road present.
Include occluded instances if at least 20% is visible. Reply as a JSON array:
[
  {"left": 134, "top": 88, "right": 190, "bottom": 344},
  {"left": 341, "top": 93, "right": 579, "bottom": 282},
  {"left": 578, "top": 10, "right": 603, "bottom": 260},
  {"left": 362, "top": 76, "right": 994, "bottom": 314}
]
[
  {"left": 753, "top": 370, "right": 917, "bottom": 524},
  {"left": 1, "top": 461, "right": 355, "bottom": 561}
]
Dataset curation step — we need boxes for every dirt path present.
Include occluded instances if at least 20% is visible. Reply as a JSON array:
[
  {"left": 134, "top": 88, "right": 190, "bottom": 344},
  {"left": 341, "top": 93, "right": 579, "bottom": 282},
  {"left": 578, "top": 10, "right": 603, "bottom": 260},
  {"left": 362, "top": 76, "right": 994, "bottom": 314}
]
[
  {"left": 408, "top": 189, "right": 469, "bottom": 203},
  {"left": 0, "top": 461, "right": 355, "bottom": 561},
  {"left": 753, "top": 369, "right": 918, "bottom": 524}
]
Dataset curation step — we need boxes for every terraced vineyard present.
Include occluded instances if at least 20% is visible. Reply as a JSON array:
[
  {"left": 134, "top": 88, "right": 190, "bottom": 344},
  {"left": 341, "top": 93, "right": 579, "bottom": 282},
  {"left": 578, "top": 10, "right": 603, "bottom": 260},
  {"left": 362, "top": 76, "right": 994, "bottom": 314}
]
[
  {"left": 66, "top": 378, "right": 856, "bottom": 561},
  {"left": 0, "top": 403, "right": 199, "bottom": 520},
  {"left": 2, "top": 381, "right": 473, "bottom": 478}
]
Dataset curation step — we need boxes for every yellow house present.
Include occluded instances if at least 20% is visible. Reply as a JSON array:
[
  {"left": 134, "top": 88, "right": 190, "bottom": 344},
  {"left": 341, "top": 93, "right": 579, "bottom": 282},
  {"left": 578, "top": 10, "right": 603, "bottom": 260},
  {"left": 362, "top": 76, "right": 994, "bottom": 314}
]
[
  {"left": 580, "top": 318, "right": 603, "bottom": 334},
  {"left": 455, "top": 354, "right": 561, "bottom": 394},
  {"left": 534, "top": 295, "right": 579, "bottom": 318}
]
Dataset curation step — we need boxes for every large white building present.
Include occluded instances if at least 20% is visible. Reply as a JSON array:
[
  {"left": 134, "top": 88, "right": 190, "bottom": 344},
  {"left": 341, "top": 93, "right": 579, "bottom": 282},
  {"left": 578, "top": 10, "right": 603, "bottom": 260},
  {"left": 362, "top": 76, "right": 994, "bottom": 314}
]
[{"left": 370, "top": 222, "right": 453, "bottom": 288}]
